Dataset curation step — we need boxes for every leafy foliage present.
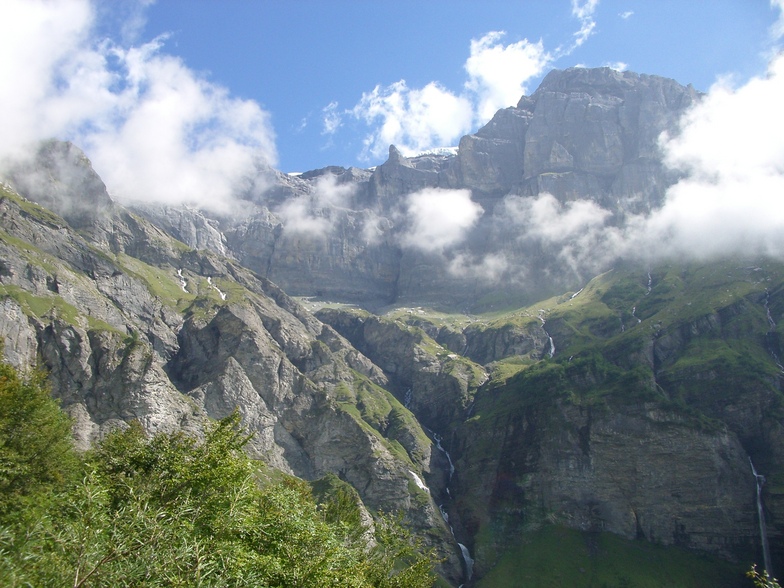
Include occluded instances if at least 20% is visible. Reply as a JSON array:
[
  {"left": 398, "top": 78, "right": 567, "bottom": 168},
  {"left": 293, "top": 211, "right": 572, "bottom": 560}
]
[
  {"left": 0, "top": 360, "right": 77, "bottom": 514},
  {"left": 748, "top": 565, "right": 782, "bottom": 588},
  {"left": 0, "top": 358, "right": 435, "bottom": 587}
]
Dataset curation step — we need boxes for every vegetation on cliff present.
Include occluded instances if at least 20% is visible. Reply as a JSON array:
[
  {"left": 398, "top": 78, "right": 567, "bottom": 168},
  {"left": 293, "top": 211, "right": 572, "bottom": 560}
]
[{"left": 0, "top": 359, "right": 435, "bottom": 587}]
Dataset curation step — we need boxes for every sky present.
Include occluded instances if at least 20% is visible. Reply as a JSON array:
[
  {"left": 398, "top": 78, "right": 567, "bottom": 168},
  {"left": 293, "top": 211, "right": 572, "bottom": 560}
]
[
  {"left": 0, "top": 0, "right": 781, "bottom": 176},
  {"left": 1, "top": 0, "right": 784, "bottom": 269},
  {"left": 138, "top": 0, "right": 781, "bottom": 173}
]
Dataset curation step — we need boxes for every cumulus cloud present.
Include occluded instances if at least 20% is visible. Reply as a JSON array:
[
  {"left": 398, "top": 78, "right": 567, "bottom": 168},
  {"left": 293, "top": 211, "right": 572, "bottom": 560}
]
[
  {"left": 464, "top": 32, "right": 550, "bottom": 122},
  {"left": 603, "top": 61, "right": 628, "bottom": 72},
  {"left": 351, "top": 81, "right": 474, "bottom": 160},
  {"left": 619, "top": 11, "right": 634, "bottom": 20},
  {"left": 492, "top": 52, "right": 784, "bottom": 273},
  {"left": 502, "top": 193, "right": 622, "bottom": 274},
  {"left": 0, "top": 0, "right": 277, "bottom": 213},
  {"left": 276, "top": 174, "right": 355, "bottom": 236},
  {"left": 400, "top": 188, "right": 483, "bottom": 253},
  {"left": 773, "top": 0, "right": 784, "bottom": 40},
  {"left": 349, "top": 31, "right": 550, "bottom": 160},
  {"left": 448, "top": 252, "right": 510, "bottom": 283},
  {"left": 346, "top": 3, "right": 605, "bottom": 163},
  {"left": 635, "top": 53, "right": 784, "bottom": 259}
]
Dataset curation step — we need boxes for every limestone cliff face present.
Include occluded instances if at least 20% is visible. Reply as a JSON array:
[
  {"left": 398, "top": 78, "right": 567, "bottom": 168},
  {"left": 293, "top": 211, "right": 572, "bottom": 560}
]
[
  {"left": 452, "top": 396, "right": 757, "bottom": 578},
  {"left": 127, "top": 68, "right": 700, "bottom": 310},
  {"left": 2, "top": 65, "right": 782, "bottom": 586},
  {"left": 0, "top": 154, "right": 464, "bottom": 583},
  {"left": 315, "top": 308, "right": 488, "bottom": 433}
]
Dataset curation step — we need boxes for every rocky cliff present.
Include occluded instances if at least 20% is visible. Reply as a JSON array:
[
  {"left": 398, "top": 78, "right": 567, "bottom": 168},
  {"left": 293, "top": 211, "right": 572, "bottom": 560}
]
[
  {"left": 128, "top": 67, "right": 700, "bottom": 310},
  {"left": 1, "top": 66, "right": 782, "bottom": 587},
  {"left": 0, "top": 151, "right": 465, "bottom": 583}
]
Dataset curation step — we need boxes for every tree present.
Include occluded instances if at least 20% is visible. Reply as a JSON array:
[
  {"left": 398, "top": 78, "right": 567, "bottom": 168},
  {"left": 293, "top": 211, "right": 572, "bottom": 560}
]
[
  {"left": 0, "top": 403, "right": 436, "bottom": 586},
  {"left": 0, "top": 358, "right": 76, "bottom": 516}
]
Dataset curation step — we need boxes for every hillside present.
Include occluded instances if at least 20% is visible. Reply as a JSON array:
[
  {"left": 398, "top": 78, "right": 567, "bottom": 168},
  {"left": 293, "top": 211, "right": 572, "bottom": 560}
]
[{"left": 1, "top": 67, "right": 782, "bottom": 586}]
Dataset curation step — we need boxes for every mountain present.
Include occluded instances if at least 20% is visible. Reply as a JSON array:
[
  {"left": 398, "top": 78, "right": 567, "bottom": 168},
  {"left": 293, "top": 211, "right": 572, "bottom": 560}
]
[
  {"left": 1, "top": 67, "right": 782, "bottom": 586},
  {"left": 130, "top": 67, "right": 700, "bottom": 310}
]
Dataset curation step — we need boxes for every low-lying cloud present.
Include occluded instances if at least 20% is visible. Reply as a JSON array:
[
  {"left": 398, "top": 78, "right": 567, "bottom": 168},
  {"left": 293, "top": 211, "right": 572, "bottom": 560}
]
[
  {"left": 0, "top": 0, "right": 277, "bottom": 213},
  {"left": 639, "top": 52, "right": 784, "bottom": 259},
  {"left": 400, "top": 188, "right": 483, "bottom": 253},
  {"left": 276, "top": 174, "right": 356, "bottom": 236},
  {"left": 494, "top": 50, "right": 784, "bottom": 275}
]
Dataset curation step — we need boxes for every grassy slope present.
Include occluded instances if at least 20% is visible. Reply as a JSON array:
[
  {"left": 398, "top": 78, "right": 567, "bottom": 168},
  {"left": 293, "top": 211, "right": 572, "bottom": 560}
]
[
  {"left": 395, "top": 259, "right": 784, "bottom": 586},
  {"left": 477, "top": 525, "right": 748, "bottom": 588}
]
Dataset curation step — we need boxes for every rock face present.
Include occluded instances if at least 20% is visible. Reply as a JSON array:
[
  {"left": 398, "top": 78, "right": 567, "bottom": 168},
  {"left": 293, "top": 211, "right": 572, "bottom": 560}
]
[
  {"left": 1, "top": 66, "right": 782, "bottom": 586},
  {"left": 128, "top": 67, "right": 700, "bottom": 310},
  {"left": 0, "top": 154, "right": 464, "bottom": 584},
  {"left": 453, "top": 396, "right": 758, "bottom": 578},
  {"left": 315, "top": 308, "right": 488, "bottom": 433}
]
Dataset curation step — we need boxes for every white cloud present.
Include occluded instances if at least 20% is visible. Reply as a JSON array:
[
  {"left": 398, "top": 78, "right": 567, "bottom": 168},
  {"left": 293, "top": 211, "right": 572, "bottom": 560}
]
[
  {"left": 348, "top": 3, "right": 601, "bottom": 163},
  {"left": 400, "top": 188, "right": 483, "bottom": 252},
  {"left": 570, "top": 0, "right": 600, "bottom": 50},
  {"left": 619, "top": 10, "right": 634, "bottom": 20},
  {"left": 772, "top": 0, "right": 784, "bottom": 40},
  {"left": 502, "top": 193, "right": 621, "bottom": 273},
  {"left": 0, "top": 0, "right": 277, "bottom": 213},
  {"left": 350, "top": 31, "right": 550, "bottom": 162},
  {"left": 603, "top": 61, "right": 628, "bottom": 71},
  {"left": 322, "top": 101, "right": 342, "bottom": 135},
  {"left": 448, "top": 252, "right": 510, "bottom": 282},
  {"left": 505, "top": 193, "right": 611, "bottom": 242},
  {"left": 634, "top": 53, "right": 784, "bottom": 259},
  {"left": 0, "top": 0, "right": 94, "bottom": 158},
  {"left": 352, "top": 81, "right": 474, "bottom": 160},
  {"left": 276, "top": 174, "right": 355, "bottom": 236},
  {"left": 464, "top": 31, "right": 551, "bottom": 122}
]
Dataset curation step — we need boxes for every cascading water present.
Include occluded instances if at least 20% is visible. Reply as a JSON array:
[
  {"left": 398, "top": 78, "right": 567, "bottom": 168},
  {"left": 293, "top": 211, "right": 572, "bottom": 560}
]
[
  {"left": 177, "top": 268, "right": 188, "bottom": 293},
  {"left": 646, "top": 271, "right": 652, "bottom": 295},
  {"left": 538, "top": 315, "right": 555, "bottom": 358},
  {"left": 765, "top": 290, "right": 777, "bottom": 330},
  {"left": 763, "top": 290, "right": 784, "bottom": 372},
  {"left": 207, "top": 276, "right": 227, "bottom": 300},
  {"left": 750, "top": 458, "right": 772, "bottom": 577},
  {"left": 431, "top": 430, "right": 473, "bottom": 584},
  {"left": 458, "top": 543, "right": 474, "bottom": 582}
]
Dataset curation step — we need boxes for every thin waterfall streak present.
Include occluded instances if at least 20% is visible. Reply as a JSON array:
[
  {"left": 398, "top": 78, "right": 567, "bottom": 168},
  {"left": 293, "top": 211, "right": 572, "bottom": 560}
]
[{"left": 750, "top": 458, "right": 772, "bottom": 576}]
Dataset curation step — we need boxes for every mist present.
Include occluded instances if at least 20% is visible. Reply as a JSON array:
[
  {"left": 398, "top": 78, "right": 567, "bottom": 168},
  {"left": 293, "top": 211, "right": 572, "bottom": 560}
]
[{"left": 0, "top": 0, "right": 277, "bottom": 214}]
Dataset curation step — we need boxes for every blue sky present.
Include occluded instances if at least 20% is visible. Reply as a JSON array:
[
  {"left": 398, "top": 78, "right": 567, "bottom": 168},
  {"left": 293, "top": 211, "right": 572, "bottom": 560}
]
[
  {"left": 0, "top": 0, "right": 782, "bottom": 205},
  {"left": 138, "top": 0, "right": 780, "bottom": 172}
]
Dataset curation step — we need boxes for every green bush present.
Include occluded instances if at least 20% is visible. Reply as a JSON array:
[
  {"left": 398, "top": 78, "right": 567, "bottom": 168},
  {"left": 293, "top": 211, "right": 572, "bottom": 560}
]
[{"left": 0, "top": 357, "right": 435, "bottom": 587}]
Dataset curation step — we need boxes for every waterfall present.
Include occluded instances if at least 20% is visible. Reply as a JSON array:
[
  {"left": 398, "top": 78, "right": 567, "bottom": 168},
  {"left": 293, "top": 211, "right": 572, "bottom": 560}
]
[
  {"left": 429, "top": 429, "right": 473, "bottom": 584},
  {"left": 404, "top": 387, "right": 413, "bottom": 409},
  {"left": 434, "top": 433, "right": 455, "bottom": 481},
  {"left": 646, "top": 271, "right": 652, "bottom": 295},
  {"left": 408, "top": 470, "right": 430, "bottom": 494},
  {"left": 177, "top": 269, "right": 188, "bottom": 293},
  {"left": 765, "top": 290, "right": 777, "bottom": 330},
  {"left": 207, "top": 276, "right": 227, "bottom": 300},
  {"left": 458, "top": 543, "right": 474, "bottom": 581},
  {"left": 763, "top": 291, "right": 784, "bottom": 372},
  {"left": 750, "top": 458, "right": 772, "bottom": 576},
  {"left": 631, "top": 306, "right": 642, "bottom": 324},
  {"left": 538, "top": 314, "right": 555, "bottom": 358}
]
